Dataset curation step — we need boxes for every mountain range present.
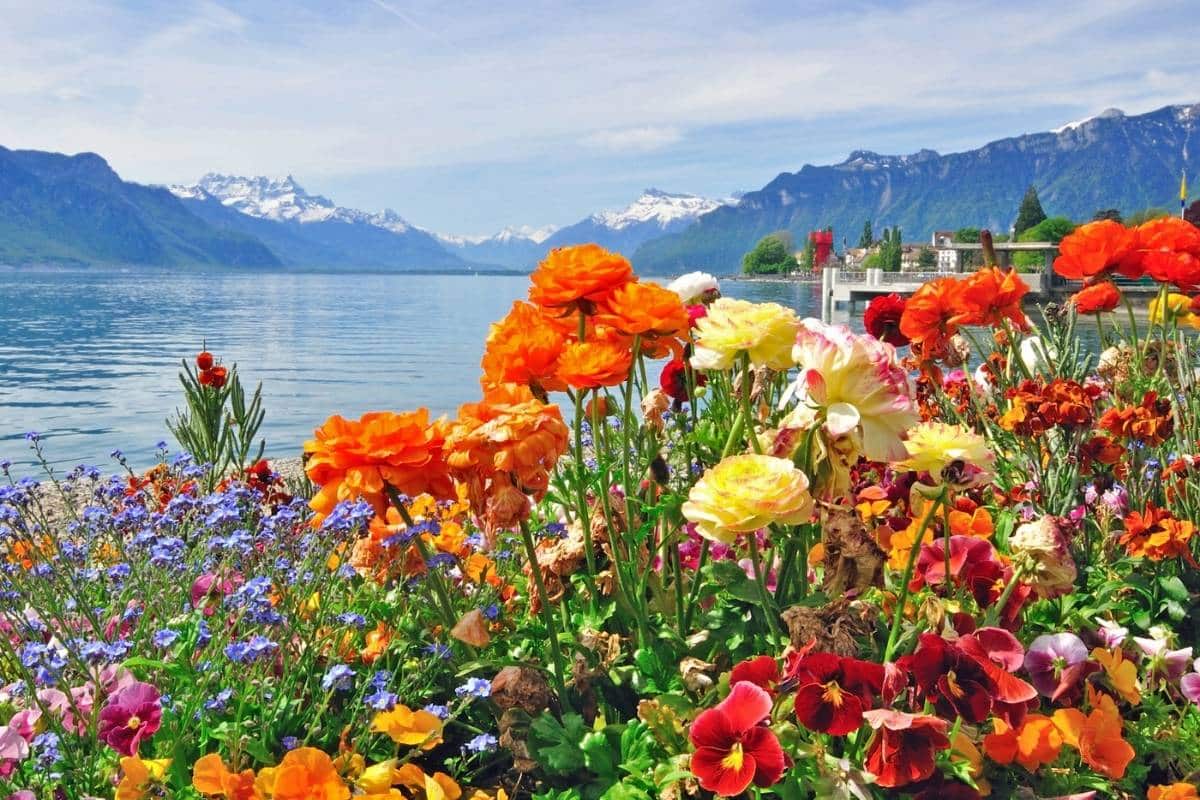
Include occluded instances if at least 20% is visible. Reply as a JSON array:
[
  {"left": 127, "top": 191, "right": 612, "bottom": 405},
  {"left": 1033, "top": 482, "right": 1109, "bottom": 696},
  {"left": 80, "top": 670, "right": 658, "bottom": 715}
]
[
  {"left": 1, "top": 103, "right": 1197, "bottom": 273},
  {"left": 634, "top": 104, "right": 1200, "bottom": 272}
]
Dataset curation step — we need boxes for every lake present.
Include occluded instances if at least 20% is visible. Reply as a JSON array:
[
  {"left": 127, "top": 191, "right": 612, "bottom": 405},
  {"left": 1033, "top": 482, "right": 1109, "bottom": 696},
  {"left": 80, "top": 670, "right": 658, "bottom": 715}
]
[{"left": 0, "top": 269, "right": 837, "bottom": 471}]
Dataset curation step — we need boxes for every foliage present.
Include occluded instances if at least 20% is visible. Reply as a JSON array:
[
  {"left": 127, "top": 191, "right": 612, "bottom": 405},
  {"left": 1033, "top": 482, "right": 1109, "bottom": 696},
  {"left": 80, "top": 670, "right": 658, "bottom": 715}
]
[
  {"left": 858, "top": 219, "right": 875, "bottom": 249},
  {"left": 741, "top": 231, "right": 796, "bottom": 275},
  {"left": 1014, "top": 185, "right": 1048, "bottom": 236},
  {"left": 1013, "top": 216, "right": 1077, "bottom": 268},
  {"left": 917, "top": 246, "right": 937, "bottom": 268},
  {"left": 1094, "top": 208, "right": 1124, "bottom": 223}
]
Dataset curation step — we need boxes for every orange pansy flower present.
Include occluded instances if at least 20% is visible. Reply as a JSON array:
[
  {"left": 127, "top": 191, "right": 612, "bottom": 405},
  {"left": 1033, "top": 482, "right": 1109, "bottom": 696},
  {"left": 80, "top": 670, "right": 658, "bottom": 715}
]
[
  {"left": 193, "top": 753, "right": 258, "bottom": 800},
  {"left": 982, "top": 714, "right": 1063, "bottom": 772},
  {"left": 371, "top": 705, "right": 444, "bottom": 749},
  {"left": 1149, "top": 783, "right": 1200, "bottom": 800},
  {"left": 255, "top": 747, "right": 349, "bottom": 800},
  {"left": 1051, "top": 690, "right": 1135, "bottom": 779},
  {"left": 949, "top": 506, "right": 993, "bottom": 539},
  {"left": 528, "top": 243, "right": 635, "bottom": 313},
  {"left": 1091, "top": 646, "right": 1140, "bottom": 705}
]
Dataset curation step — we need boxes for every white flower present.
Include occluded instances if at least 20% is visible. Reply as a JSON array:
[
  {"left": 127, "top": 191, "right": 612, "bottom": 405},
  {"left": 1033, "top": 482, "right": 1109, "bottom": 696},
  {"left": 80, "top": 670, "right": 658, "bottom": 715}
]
[
  {"left": 667, "top": 271, "right": 720, "bottom": 304},
  {"left": 1019, "top": 335, "right": 1058, "bottom": 375}
]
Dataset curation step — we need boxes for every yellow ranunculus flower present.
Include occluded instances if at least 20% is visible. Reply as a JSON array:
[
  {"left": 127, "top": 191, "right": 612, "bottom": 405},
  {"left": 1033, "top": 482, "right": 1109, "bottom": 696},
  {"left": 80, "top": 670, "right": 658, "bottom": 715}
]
[
  {"left": 1149, "top": 292, "right": 1200, "bottom": 328},
  {"left": 682, "top": 454, "right": 814, "bottom": 543},
  {"left": 895, "top": 421, "right": 993, "bottom": 485},
  {"left": 689, "top": 298, "right": 799, "bottom": 371}
]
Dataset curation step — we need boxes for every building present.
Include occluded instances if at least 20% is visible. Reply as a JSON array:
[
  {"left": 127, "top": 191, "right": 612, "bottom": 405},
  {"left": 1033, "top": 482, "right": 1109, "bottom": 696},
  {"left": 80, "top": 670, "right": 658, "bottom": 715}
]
[{"left": 931, "top": 230, "right": 959, "bottom": 272}]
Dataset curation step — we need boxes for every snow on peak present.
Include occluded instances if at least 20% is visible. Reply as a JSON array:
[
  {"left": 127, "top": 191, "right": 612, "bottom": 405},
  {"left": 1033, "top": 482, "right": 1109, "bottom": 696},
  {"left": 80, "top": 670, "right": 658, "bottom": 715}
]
[
  {"left": 169, "top": 173, "right": 411, "bottom": 232},
  {"left": 1052, "top": 107, "right": 1126, "bottom": 134},
  {"left": 436, "top": 224, "right": 559, "bottom": 247},
  {"left": 591, "top": 189, "right": 724, "bottom": 230}
]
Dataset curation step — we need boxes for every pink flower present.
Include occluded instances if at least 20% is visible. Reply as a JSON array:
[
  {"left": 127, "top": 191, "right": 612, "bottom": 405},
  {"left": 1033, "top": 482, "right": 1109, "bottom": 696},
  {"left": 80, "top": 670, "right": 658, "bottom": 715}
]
[
  {"left": 7, "top": 711, "right": 38, "bottom": 742},
  {"left": 1134, "top": 635, "right": 1193, "bottom": 682},
  {"left": 1024, "top": 633, "right": 1093, "bottom": 701},
  {"left": 97, "top": 681, "right": 161, "bottom": 756},
  {"left": 0, "top": 726, "right": 29, "bottom": 761}
]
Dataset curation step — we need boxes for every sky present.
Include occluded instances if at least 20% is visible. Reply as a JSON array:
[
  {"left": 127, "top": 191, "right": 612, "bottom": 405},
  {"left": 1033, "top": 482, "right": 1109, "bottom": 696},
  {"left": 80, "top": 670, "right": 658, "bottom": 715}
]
[{"left": 2, "top": 0, "right": 1200, "bottom": 236}]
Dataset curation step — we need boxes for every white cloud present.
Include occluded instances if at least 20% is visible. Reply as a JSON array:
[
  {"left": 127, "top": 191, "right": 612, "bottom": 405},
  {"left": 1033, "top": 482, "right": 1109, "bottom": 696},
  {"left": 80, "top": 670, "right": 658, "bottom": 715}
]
[{"left": 580, "top": 126, "right": 683, "bottom": 152}]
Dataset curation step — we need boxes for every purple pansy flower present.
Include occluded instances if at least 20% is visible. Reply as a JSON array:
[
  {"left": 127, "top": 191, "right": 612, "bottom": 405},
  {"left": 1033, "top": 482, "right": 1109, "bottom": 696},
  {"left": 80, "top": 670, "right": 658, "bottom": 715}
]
[{"left": 1024, "top": 633, "right": 1093, "bottom": 701}]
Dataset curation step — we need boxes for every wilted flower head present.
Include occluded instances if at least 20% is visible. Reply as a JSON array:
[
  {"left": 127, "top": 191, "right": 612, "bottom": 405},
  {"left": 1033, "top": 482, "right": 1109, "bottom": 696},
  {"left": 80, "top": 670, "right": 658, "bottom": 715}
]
[{"left": 1009, "top": 516, "right": 1077, "bottom": 598}]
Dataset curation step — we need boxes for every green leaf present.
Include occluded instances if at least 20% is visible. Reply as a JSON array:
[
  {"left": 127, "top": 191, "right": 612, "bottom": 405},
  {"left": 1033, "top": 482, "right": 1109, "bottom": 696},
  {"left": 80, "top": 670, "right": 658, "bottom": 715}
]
[
  {"left": 1159, "top": 575, "right": 1190, "bottom": 603},
  {"left": 528, "top": 712, "right": 589, "bottom": 776}
]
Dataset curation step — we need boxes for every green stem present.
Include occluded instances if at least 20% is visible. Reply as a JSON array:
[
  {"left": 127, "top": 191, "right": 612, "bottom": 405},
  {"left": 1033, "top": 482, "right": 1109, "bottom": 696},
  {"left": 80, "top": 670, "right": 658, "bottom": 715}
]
[
  {"left": 741, "top": 353, "right": 764, "bottom": 455},
  {"left": 681, "top": 540, "right": 710, "bottom": 632},
  {"left": 518, "top": 519, "right": 571, "bottom": 708},
  {"left": 748, "top": 534, "right": 783, "bottom": 639},
  {"left": 570, "top": 389, "right": 601, "bottom": 601},
  {"left": 385, "top": 487, "right": 458, "bottom": 633},
  {"left": 883, "top": 492, "right": 944, "bottom": 661}
]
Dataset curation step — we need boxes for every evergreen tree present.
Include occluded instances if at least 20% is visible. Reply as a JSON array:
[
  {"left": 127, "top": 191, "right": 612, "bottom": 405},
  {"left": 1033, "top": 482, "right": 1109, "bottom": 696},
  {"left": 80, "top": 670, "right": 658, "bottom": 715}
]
[
  {"left": 799, "top": 235, "right": 815, "bottom": 271},
  {"left": 917, "top": 246, "right": 937, "bottom": 268},
  {"left": 1092, "top": 208, "right": 1123, "bottom": 223},
  {"left": 858, "top": 220, "right": 874, "bottom": 249},
  {"left": 1014, "top": 185, "right": 1047, "bottom": 236}
]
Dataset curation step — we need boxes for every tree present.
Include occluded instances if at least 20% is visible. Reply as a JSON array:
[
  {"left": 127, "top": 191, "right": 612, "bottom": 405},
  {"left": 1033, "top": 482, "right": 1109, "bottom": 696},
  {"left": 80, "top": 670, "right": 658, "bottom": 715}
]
[
  {"left": 917, "top": 246, "right": 937, "bottom": 269},
  {"left": 741, "top": 233, "right": 797, "bottom": 275},
  {"left": 1126, "top": 208, "right": 1169, "bottom": 226},
  {"left": 953, "top": 227, "right": 981, "bottom": 244},
  {"left": 799, "top": 235, "right": 816, "bottom": 272},
  {"left": 1014, "top": 185, "right": 1047, "bottom": 236},
  {"left": 858, "top": 220, "right": 874, "bottom": 249},
  {"left": 1014, "top": 216, "right": 1076, "bottom": 269},
  {"left": 1093, "top": 208, "right": 1123, "bottom": 223}
]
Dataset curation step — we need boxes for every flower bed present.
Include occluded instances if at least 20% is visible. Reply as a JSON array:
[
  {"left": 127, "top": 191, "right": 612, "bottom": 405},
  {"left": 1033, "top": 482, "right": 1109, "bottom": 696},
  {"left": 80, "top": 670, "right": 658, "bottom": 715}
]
[{"left": 3, "top": 227, "right": 1200, "bottom": 798}]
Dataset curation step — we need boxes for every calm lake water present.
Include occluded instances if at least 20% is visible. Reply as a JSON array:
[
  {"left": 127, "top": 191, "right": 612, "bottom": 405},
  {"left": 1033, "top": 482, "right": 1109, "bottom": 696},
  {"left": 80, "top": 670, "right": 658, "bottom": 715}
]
[{"left": 0, "top": 268, "right": 838, "bottom": 470}]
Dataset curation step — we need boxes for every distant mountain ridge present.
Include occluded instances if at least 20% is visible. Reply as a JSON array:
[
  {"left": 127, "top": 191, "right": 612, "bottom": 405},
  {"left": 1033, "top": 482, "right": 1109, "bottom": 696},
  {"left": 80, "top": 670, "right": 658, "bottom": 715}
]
[
  {"left": 170, "top": 174, "right": 470, "bottom": 270},
  {"left": 0, "top": 148, "right": 279, "bottom": 267},
  {"left": 634, "top": 103, "right": 1200, "bottom": 273},
  {"left": 437, "top": 188, "right": 727, "bottom": 268}
]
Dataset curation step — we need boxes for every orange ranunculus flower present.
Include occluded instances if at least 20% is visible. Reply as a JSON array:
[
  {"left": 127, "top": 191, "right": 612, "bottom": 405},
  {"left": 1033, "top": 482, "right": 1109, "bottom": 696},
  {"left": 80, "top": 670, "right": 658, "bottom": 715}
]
[
  {"left": 528, "top": 243, "right": 635, "bottom": 313},
  {"left": 193, "top": 753, "right": 258, "bottom": 800},
  {"left": 595, "top": 280, "right": 689, "bottom": 340},
  {"left": 899, "top": 277, "right": 962, "bottom": 358},
  {"left": 1071, "top": 280, "right": 1123, "bottom": 314},
  {"left": 982, "top": 714, "right": 1063, "bottom": 772},
  {"left": 1119, "top": 504, "right": 1195, "bottom": 561},
  {"left": 446, "top": 384, "right": 570, "bottom": 495},
  {"left": 1136, "top": 217, "right": 1200, "bottom": 289},
  {"left": 481, "top": 301, "right": 567, "bottom": 395},
  {"left": 1149, "top": 784, "right": 1200, "bottom": 800},
  {"left": 1053, "top": 219, "right": 1140, "bottom": 281},
  {"left": 446, "top": 384, "right": 569, "bottom": 530},
  {"left": 555, "top": 339, "right": 633, "bottom": 389},
  {"left": 304, "top": 410, "right": 454, "bottom": 523},
  {"left": 255, "top": 747, "right": 349, "bottom": 800},
  {"left": 953, "top": 267, "right": 1030, "bottom": 329},
  {"left": 371, "top": 705, "right": 444, "bottom": 749},
  {"left": 1051, "top": 690, "right": 1135, "bottom": 780}
]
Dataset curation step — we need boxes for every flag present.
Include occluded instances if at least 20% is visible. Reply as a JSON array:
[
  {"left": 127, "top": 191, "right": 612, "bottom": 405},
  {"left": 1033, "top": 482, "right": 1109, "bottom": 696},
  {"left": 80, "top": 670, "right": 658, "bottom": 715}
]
[{"left": 1182, "top": 170, "right": 1189, "bottom": 218}]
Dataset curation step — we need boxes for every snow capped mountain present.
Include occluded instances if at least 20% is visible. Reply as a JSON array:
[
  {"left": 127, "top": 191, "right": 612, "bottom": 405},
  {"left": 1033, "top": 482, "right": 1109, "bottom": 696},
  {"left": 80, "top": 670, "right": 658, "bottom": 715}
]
[
  {"left": 590, "top": 188, "right": 724, "bottom": 230},
  {"left": 170, "top": 173, "right": 414, "bottom": 233},
  {"left": 1051, "top": 107, "right": 1127, "bottom": 134},
  {"left": 437, "top": 224, "right": 558, "bottom": 248}
]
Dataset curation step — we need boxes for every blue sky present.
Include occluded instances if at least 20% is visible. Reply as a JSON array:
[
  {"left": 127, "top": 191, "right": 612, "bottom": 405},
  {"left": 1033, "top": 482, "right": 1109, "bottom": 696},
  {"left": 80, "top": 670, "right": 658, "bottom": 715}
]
[{"left": 2, "top": 0, "right": 1199, "bottom": 235}]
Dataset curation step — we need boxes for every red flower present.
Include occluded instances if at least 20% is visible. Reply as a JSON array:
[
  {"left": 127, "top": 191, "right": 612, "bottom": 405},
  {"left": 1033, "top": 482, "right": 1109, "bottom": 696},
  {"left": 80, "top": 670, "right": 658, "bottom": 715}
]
[
  {"left": 862, "top": 709, "right": 950, "bottom": 788},
  {"left": 688, "top": 682, "right": 787, "bottom": 796},
  {"left": 1136, "top": 217, "right": 1200, "bottom": 289},
  {"left": 953, "top": 267, "right": 1030, "bottom": 329},
  {"left": 196, "top": 350, "right": 214, "bottom": 371},
  {"left": 659, "top": 358, "right": 706, "bottom": 403},
  {"left": 898, "top": 635, "right": 994, "bottom": 723},
  {"left": 864, "top": 293, "right": 910, "bottom": 347},
  {"left": 687, "top": 303, "right": 709, "bottom": 327},
  {"left": 98, "top": 682, "right": 162, "bottom": 756},
  {"left": 911, "top": 535, "right": 1005, "bottom": 609},
  {"left": 729, "top": 655, "right": 780, "bottom": 693},
  {"left": 1071, "top": 281, "right": 1122, "bottom": 314},
  {"left": 204, "top": 366, "right": 228, "bottom": 389},
  {"left": 790, "top": 653, "right": 884, "bottom": 735}
]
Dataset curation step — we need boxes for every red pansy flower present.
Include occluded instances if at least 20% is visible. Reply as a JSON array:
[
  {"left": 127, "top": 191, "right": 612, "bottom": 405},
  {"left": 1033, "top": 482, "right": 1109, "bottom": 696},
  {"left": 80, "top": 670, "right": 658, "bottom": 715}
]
[
  {"left": 791, "top": 652, "right": 885, "bottom": 735},
  {"left": 688, "top": 682, "right": 787, "bottom": 796},
  {"left": 898, "top": 634, "right": 993, "bottom": 723},
  {"left": 911, "top": 535, "right": 1005, "bottom": 608},
  {"left": 729, "top": 655, "right": 780, "bottom": 693},
  {"left": 862, "top": 709, "right": 951, "bottom": 789}
]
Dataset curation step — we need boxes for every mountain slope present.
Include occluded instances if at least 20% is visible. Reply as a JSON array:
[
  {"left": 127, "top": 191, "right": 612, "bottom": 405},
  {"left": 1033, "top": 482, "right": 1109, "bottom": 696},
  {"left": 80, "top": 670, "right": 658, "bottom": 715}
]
[
  {"left": 0, "top": 148, "right": 279, "bottom": 267},
  {"left": 634, "top": 104, "right": 1200, "bottom": 273},
  {"left": 437, "top": 225, "right": 556, "bottom": 269},
  {"left": 171, "top": 175, "right": 471, "bottom": 271}
]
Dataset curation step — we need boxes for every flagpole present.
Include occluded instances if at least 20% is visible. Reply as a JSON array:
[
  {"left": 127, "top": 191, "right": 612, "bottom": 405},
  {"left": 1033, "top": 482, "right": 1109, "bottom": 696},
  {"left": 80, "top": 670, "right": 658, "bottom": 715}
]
[{"left": 1182, "top": 169, "right": 1188, "bottom": 219}]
